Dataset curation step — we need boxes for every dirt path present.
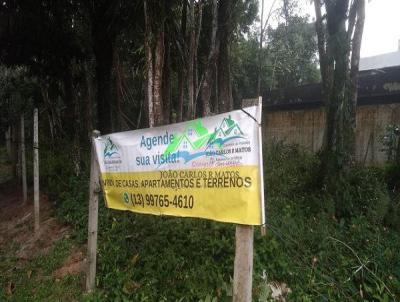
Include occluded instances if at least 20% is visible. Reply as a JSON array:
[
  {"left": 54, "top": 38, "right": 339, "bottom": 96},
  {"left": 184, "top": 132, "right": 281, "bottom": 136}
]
[
  {"left": 0, "top": 181, "right": 87, "bottom": 300},
  {"left": 0, "top": 182, "right": 69, "bottom": 259}
]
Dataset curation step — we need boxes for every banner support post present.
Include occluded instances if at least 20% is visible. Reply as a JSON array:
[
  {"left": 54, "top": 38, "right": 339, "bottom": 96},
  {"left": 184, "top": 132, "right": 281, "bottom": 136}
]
[
  {"left": 86, "top": 130, "right": 101, "bottom": 293},
  {"left": 233, "top": 97, "right": 264, "bottom": 301},
  {"left": 233, "top": 225, "right": 254, "bottom": 302}
]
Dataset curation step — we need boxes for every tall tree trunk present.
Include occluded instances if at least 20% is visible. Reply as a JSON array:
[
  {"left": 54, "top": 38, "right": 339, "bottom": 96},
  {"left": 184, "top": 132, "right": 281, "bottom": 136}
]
[
  {"left": 217, "top": 0, "right": 234, "bottom": 112},
  {"left": 144, "top": 0, "right": 165, "bottom": 127},
  {"left": 144, "top": 0, "right": 154, "bottom": 127},
  {"left": 63, "top": 66, "right": 75, "bottom": 136},
  {"left": 194, "top": 2, "right": 203, "bottom": 117},
  {"left": 163, "top": 34, "right": 171, "bottom": 124},
  {"left": 257, "top": 0, "right": 264, "bottom": 96},
  {"left": 186, "top": 0, "right": 196, "bottom": 120},
  {"left": 176, "top": 0, "right": 187, "bottom": 123},
  {"left": 153, "top": 30, "right": 165, "bottom": 125},
  {"left": 73, "top": 86, "right": 81, "bottom": 176},
  {"left": 11, "top": 124, "right": 18, "bottom": 179},
  {"left": 200, "top": 0, "right": 218, "bottom": 117},
  {"left": 85, "top": 62, "right": 94, "bottom": 138},
  {"left": 115, "top": 52, "right": 124, "bottom": 131},
  {"left": 345, "top": 0, "right": 365, "bottom": 162},
  {"left": 93, "top": 31, "right": 114, "bottom": 134},
  {"left": 314, "top": 0, "right": 366, "bottom": 176}
]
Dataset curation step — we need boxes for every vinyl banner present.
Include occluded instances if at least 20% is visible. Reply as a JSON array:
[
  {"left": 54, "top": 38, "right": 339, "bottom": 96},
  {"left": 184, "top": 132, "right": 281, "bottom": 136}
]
[{"left": 94, "top": 103, "right": 265, "bottom": 225}]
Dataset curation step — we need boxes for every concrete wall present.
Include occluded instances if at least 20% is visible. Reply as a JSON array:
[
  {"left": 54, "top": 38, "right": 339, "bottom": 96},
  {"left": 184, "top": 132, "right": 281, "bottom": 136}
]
[{"left": 263, "top": 103, "right": 400, "bottom": 165}]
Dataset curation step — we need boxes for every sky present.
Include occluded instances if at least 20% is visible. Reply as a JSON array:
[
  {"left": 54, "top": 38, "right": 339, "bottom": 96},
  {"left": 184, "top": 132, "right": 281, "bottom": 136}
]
[{"left": 264, "top": 0, "right": 400, "bottom": 58}]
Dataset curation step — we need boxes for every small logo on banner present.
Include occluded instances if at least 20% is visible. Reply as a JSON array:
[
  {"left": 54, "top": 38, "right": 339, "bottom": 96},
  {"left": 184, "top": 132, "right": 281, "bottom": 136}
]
[{"left": 103, "top": 137, "right": 122, "bottom": 165}]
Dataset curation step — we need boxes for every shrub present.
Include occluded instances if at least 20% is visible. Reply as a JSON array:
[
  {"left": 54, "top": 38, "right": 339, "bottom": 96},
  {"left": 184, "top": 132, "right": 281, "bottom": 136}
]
[
  {"left": 331, "top": 168, "right": 390, "bottom": 224},
  {"left": 264, "top": 141, "right": 320, "bottom": 199}
]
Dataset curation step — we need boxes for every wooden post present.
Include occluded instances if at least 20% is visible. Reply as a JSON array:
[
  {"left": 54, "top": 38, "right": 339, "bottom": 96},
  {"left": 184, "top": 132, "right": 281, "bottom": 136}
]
[
  {"left": 21, "top": 115, "right": 27, "bottom": 203},
  {"left": 33, "top": 109, "right": 40, "bottom": 233},
  {"left": 233, "top": 97, "right": 265, "bottom": 301},
  {"left": 233, "top": 225, "right": 254, "bottom": 302},
  {"left": 86, "top": 130, "right": 101, "bottom": 292}
]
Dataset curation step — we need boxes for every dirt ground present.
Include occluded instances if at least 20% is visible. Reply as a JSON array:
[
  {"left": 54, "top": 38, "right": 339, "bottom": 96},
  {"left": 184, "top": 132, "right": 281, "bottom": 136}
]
[{"left": 0, "top": 181, "right": 86, "bottom": 288}]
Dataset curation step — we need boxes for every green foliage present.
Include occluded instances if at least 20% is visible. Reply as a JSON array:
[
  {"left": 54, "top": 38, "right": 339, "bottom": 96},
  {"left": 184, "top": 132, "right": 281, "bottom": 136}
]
[
  {"left": 0, "top": 239, "right": 83, "bottom": 302},
  {"left": 384, "top": 164, "right": 400, "bottom": 231},
  {"left": 0, "top": 65, "right": 39, "bottom": 130},
  {"left": 38, "top": 142, "right": 400, "bottom": 301},
  {"left": 381, "top": 124, "right": 400, "bottom": 164},
  {"left": 331, "top": 168, "right": 390, "bottom": 225},
  {"left": 266, "top": 16, "right": 320, "bottom": 88}
]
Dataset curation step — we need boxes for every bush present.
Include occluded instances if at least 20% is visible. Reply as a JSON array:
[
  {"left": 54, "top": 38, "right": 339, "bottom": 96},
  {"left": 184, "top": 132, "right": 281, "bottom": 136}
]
[
  {"left": 331, "top": 168, "right": 390, "bottom": 225},
  {"left": 41, "top": 141, "right": 400, "bottom": 301},
  {"left": 264, "top": 141, "right": 320, "bottom": 199}
]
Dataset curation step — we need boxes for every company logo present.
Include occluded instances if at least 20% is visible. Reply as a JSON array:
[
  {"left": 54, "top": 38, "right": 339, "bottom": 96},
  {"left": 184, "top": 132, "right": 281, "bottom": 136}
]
[
  {"left": 104, "top": 137, "right": 120, "bottom": 158},
  {"left": 163, "top": 115, "right": 246, "bottom": 164},
  {"left": 103, "top": 137, "right": 122, "bottom": 165}
]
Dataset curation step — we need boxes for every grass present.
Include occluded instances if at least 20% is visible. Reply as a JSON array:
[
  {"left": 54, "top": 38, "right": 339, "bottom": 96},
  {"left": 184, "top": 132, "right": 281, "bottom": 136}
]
[
  {"left": 0, "top": 238, "right": 84, "bottom": 301},
  {"left": 2, "top": 143, "right": 400, "bottom": 301}
]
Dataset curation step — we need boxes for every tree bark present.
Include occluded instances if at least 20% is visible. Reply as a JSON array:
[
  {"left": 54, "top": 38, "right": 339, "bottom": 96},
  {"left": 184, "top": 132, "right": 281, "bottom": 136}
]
[
  {"left": 163, "top": 33, "right": 171, "bottom": 124},
  {"left": 153, "top": 30, "right": 165, "bottom": 126},
  {"left": 314, "top": 0, "right": 366, "bottom": 176},
  {"left": 217, "top": 0, "right": 234, "bottom": 112},
  {"left": 144, "top": 0, "right": 165, "bottom": 127},
  {"left": 345, "top": 0, "right": 365, "bottom": 162},
  {"left": 176, "top": 0, "right": 187, "bottom": 123},
  {"left": 85, "top": 63, "right": 94, "bottom": 138},
  {"left": 144, "top": 0, "right": 154, "bottom": 127},
  {"left": 186, "top": 0, "right": 196, "bottom": 120},
  {"left": 200, "top": 0, "right": 218, "bottom": 117},
  {"left": 93, "top": 31, "right": 114, "bottom": 134}
]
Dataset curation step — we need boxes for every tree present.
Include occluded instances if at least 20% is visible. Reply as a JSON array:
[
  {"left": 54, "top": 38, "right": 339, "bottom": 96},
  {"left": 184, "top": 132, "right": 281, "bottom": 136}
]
[
  {"left": 267, "top": 15, "right": 319, "bottom": 88},
  {"left": 85, "top": 0, "right": 138, "bottom": 133},
  {"left": 314, "top": 0, "right": 366, "bottom": 176},
  {"left": 144, "top": 0, "right": 165, "bottom": 127}
]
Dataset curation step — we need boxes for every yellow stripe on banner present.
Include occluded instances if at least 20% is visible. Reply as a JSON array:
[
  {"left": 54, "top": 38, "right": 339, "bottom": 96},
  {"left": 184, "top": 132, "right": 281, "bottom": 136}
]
[{"left": 100, "top": 165, "right": 262, "bottom": 225}]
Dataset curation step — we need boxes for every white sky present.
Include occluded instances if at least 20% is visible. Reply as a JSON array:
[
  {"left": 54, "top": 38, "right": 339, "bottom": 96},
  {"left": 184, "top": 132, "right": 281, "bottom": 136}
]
[{"left": 264, "top": 0, "right": 400, "bottom": 58}]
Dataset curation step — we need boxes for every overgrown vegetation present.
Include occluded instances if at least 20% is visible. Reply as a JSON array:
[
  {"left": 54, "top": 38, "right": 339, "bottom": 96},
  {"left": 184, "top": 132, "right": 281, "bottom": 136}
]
[
  {"left": 36, "top": 142, "right": 400, "bottom": 301},
  {"left": 0, "top": 239, "right": 83, "bottom": 302}
]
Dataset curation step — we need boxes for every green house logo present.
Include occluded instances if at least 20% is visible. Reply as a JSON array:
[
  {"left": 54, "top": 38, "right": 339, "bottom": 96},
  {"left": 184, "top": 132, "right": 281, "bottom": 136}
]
[{"left": 163, "top": 115, "right": 245, "bottom": 163}]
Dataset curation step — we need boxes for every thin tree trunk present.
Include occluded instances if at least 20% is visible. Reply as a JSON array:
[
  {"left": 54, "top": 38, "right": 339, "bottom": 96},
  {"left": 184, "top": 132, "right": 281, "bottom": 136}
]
[
  {"left": 11, "top": 124, "right": 18, "bottom": 179},
  {"left": 200, "top": 0, "right": 218, "bottom": 117},
  {"left": 145, "top": 0, "right": 165, "bottom": 127},
  {"left": 163, "top": 34, "right": 171, "bottom": 124},
  {"left": 217, "top": 0, "right": 234, "bottom": 112},
  {"left": 257, "top": 0, "right": 264, "bottom": 96},
  {"left": 93, "top": 29, "right": 114, "bottom": 134},
  {"left": 144, "top": 0, "right": 154, "bottom": 127},
  {"left": 115, "top": 52, "right": 124, "bottom": 131},
  {"left": 73, "top": 85, "right": 81, "bottom": 176},
  {"left": 85, "top": 63, "right": 94, "bottom": 138},
  {"left": 194, "top": 2, "right": 203, "bottom": 117},
  {"left": 186, "top": 0, "right": 196, "bottom": 120},
  {"left": 6, "top": 126, "right": 12, "bottom": 159},
  {"left": 314, "top": 0, "right": 365, "bottom": 178},
  {"left": 345, "top": 0, "right": 365, "bottom": 162},
  {"left": 177, "top": 0, "right": 187, "bottom": 122},
  {"left": 153, "top": 30, "right": 165, "bottom": 126}
]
